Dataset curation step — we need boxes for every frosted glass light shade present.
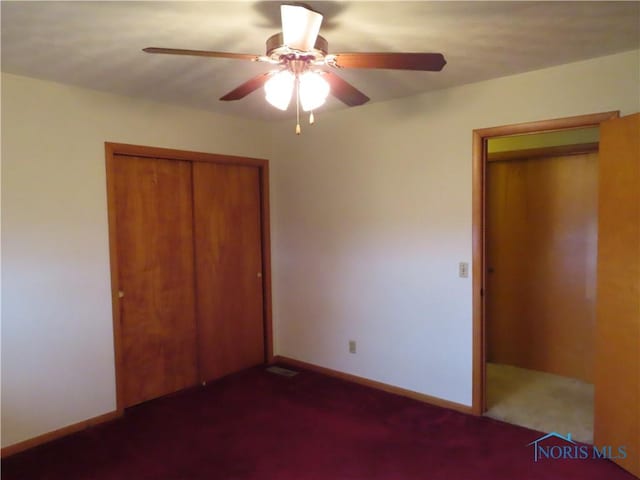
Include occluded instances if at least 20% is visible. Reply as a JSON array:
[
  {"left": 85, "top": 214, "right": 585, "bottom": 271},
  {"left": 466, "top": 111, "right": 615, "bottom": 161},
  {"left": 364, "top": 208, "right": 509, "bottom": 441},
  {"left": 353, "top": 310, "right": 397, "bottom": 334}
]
[
  {"left": 299, "top": 72, "right": 330, "bottom": 112},
  {"left": 264, "top": 71, "right": 295, "bottom": 110},
  {"left": 281, "top": 5, "right": 323, "bottom": 51}
]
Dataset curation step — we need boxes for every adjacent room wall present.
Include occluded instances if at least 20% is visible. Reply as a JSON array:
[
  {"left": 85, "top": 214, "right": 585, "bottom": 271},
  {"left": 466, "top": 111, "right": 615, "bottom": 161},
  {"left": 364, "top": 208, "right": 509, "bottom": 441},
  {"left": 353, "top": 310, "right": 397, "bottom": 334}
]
[
  {"left": 269, "top": 50, "right": 640, "bottom": 406},
  {"left": 0, "top": 73, "right": 272, "bottom": 448},
  {"left": 485, "top": 150, "right": 598, "bottom": 382},
  {"left": 488, "top": 127, "right": 599, "bottom": 153}
]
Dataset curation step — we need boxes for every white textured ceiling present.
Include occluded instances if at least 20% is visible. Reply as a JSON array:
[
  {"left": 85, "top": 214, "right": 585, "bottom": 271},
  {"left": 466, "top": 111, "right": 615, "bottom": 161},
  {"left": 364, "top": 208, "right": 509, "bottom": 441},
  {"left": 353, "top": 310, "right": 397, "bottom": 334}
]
[{"left": 2, "top": 1, "right": 639, "bottom": 120}]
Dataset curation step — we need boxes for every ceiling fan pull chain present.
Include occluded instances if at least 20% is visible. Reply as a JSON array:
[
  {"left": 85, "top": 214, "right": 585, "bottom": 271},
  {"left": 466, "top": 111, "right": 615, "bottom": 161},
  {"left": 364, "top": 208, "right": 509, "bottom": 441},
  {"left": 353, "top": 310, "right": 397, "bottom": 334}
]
[
  {"left": 309, "top": 111, "right": 315, "bottom": 124},
  {"left": 295, "top": 75, "right": 301, "bottom": 135}
]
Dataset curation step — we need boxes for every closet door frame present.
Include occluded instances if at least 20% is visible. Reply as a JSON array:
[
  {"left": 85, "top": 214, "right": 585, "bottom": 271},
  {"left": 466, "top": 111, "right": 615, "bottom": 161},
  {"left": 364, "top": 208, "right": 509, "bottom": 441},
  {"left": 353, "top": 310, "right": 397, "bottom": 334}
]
[{"left": 105, "top": 142, "right": 273, "bottom": 413}]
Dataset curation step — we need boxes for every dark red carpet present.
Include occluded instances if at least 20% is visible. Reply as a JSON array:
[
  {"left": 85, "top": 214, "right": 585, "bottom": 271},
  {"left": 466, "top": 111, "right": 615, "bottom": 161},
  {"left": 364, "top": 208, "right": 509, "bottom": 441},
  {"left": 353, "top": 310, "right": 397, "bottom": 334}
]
[{"left": 2, "top": 365, "right": 634, "bottom": 479}]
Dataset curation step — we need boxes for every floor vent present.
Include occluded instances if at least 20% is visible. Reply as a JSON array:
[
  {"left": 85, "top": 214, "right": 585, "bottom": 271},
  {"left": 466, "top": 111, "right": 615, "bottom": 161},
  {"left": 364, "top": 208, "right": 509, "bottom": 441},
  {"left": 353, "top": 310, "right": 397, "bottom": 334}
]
[{"left": 266, "top": 366, "right": 299, "bottom": 377}]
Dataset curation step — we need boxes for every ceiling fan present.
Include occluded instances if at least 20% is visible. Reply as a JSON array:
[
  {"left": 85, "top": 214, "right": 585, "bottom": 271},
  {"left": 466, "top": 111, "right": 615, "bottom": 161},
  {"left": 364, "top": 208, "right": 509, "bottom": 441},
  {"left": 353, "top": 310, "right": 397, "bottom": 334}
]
[{"left": 144, "top": 3, "right": 446, "bottom": 133}]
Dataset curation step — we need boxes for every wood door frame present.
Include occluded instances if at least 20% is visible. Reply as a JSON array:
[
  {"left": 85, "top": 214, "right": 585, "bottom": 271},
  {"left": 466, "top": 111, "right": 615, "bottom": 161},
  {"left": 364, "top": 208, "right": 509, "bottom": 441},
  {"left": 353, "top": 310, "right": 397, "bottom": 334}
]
[
  {"left": 470, "top": 111, "right": 619, "bottom": 415},
  {"left": 105, "top": 142, "right": 274, "bottom": 412}
]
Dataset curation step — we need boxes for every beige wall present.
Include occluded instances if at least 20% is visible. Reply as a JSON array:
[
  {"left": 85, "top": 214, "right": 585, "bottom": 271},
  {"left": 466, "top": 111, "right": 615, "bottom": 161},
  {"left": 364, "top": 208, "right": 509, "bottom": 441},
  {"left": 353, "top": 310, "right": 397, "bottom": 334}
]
[
  {"left": 269, "top": 50, "right": 640, "bottom": 405},
  {"left": 0, "top": 73, "right": 272, "bottom": 447}
]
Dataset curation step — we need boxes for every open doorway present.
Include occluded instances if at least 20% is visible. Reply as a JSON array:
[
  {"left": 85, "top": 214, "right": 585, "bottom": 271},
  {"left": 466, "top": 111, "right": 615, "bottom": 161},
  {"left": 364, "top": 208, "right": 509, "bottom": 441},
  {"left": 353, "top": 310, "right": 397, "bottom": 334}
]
[
  {"left": 472, "top": 112, "right": 640, "bottom": 476},
  {"left": 469, "top": 111, "right": 620, "bottom": 429},
  {"left": 483, "top": 127, "right": 599, "bottom": 442}
]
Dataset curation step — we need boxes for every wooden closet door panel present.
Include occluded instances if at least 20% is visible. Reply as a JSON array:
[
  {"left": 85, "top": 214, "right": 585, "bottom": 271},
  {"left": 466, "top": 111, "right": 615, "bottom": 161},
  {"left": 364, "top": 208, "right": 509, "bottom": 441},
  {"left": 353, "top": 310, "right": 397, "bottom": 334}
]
[
  {"left": 193, "top": 162, "right": 265, "bottom": 381},
  {"left": 594, "top": 113, "right": 640, "bottom": 478},
  {"left": 113, "top": 155, "right": 198, "bottom": 406}
]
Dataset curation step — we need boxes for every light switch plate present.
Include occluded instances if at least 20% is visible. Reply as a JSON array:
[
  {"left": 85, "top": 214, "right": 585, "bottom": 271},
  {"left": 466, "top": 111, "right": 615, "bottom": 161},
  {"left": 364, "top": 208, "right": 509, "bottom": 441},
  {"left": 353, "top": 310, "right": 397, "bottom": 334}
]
[{"left": 459, "top": 262, "right": 469, "bottom": 278}]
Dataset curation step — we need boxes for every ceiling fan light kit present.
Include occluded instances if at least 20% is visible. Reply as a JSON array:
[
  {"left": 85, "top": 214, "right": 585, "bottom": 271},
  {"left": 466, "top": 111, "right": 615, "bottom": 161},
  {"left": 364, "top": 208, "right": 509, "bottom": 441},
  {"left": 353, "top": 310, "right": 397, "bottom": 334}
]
[
  {"left": 264, "top": 70, "right": 294, "bottom": 111},
  {"left": 299, "top": 71, "right": 330, "bottom": 111},
  {"left": 143, "top": 4, "right": 446, "bottom": 134}
]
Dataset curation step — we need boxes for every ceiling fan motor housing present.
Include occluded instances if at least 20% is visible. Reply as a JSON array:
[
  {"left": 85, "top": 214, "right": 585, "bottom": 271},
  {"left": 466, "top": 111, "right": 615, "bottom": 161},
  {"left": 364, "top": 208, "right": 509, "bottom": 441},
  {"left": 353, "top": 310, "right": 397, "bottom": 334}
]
[{"left": 266, "top": 32, "right": 329, "bottom": 67}]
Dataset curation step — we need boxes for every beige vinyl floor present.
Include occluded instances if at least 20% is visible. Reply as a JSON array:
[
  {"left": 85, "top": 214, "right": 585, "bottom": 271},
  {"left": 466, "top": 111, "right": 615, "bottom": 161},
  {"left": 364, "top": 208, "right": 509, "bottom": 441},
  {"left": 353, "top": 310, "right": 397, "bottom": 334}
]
[{"left": 484, "top": 363, "right": 594, "bottom": 444}]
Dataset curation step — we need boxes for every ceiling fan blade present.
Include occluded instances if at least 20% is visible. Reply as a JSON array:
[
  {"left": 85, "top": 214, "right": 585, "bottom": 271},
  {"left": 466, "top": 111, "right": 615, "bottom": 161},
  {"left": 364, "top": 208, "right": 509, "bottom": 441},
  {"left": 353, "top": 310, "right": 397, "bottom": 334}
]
[
  {"left": 220, "top": 73, "right": 273, "bottom": 101},
  {"left": 323, "top": 71, "right": 370, "bottom": 107},
  {"left": 143, "top": 47, "right": 261, "bottom": 61},
  {"left": 331, "top": 52, "right": 446, "bottom": 71},
  {"left": 280, "top": 4, "right": 323, "bottom": 51}
]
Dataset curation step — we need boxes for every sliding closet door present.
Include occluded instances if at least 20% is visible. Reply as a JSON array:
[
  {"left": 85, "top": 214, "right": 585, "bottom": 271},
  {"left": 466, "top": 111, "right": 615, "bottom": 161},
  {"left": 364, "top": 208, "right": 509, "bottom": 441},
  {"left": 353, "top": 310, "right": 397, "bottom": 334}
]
[
  {"left": 193, "top": 162, "right": 265, "bottom": 381},
  {"left": 112, "top": 155, "right": 198, "bottom": 407}
]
